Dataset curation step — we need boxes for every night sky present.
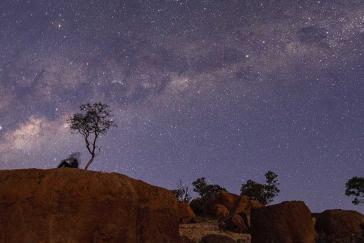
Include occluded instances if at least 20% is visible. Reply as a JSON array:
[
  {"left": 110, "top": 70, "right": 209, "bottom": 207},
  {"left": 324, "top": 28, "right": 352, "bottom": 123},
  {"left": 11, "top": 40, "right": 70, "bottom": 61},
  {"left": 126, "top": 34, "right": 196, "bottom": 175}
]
[{"left": 0, "top": 0, "right": 363, "bottom": 213}]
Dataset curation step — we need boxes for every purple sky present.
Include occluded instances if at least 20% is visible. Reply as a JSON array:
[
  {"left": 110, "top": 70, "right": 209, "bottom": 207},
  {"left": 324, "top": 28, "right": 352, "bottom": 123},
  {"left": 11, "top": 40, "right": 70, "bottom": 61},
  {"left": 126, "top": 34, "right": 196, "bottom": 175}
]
[{"left": 0, "top": 0, "right": 363, "bottom": 213}]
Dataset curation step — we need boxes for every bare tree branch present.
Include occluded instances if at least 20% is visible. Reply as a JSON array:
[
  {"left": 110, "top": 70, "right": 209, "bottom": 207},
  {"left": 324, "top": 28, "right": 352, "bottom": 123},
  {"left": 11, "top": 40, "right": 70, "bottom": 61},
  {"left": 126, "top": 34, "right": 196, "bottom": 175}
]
[{"left": 67, "top": 103, "right": 116, "bottom": 170}]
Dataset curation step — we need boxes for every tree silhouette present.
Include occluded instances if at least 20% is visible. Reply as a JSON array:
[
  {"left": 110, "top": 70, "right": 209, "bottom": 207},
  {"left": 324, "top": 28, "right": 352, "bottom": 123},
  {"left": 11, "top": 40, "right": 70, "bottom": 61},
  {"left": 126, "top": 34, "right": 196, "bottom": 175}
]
[
  {"left": 68, "top": 103, "right": 116, "bottom": 170},
  {"left": 192, "top": 177, "right": 227, "bottom": 201},
  {"left": 240, "top": 170, "right": 280, "bottom": 205},
  {"left": 173, "top": 180, "right": 192, "bottom": 203},
  {"left": 345, "top": 176, "right": 364, "bottom": 205}
]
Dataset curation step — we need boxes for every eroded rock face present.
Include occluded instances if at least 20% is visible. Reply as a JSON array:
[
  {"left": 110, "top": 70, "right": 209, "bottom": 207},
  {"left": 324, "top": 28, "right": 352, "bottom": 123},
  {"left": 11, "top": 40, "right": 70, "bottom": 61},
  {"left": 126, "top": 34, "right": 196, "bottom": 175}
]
[
  {"left": 213, "top": 192, "right": 240, "bottom": 211},
  {"left": 0, "top": 169, "right": 180, "bottom": 243},
  {"left": 212, "top": 192, "right": 263, "bottom": 216},
  {"left": 211, "top": 203, "right": 229, "bottom": 221},
  {"left": 178, "top": 202, "right": 196, "bottom": 224},
  {"left": 180, "top": 221, "right": 251, "bottom": 243},
  {"left": 314, "top": 209, "right": 364, "bottom": 242},
  {"left": 224, "top": 214, "right": 249, "bottom": 234},
  {"left": 251, "top": 201, "right": 316, "bottom": 243},
  {"left": 207, "top": 192, "right": 263, "bottom": 233},
  {"left": 214, "top": 192, "right": 248, "bottom": 214},
  {"left": 201, "top": 234, "right": 236, "bottom": 243},
  {"left": 190, "top": 192, "right": 263, "bottom": 220},
  {"left": 190, "top": 198, "right": 205, "bottom": 216}
]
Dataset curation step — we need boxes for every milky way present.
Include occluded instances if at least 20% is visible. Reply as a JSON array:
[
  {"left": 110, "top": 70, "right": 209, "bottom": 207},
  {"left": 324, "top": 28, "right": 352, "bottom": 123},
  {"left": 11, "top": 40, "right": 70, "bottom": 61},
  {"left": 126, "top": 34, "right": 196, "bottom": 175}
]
[{"left": 0, "top": 0, "right": 363, "bottom": 212}]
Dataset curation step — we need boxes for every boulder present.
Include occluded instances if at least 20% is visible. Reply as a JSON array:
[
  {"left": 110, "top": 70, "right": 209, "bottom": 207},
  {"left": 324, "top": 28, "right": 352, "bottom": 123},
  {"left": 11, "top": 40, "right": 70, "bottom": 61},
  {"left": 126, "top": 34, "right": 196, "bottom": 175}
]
[
  {"left": 211, "top": 203, "right": 229, "bottom": 221},
  {"left": 250, "top": 199, "right": 264, "bottom": 210},
  {"left": 214, "top": 191, "right": 239, "bottom": 210},
  {"left": 180, "top": 235, "right": 196, "bottom": 243},
  {"left": 190, "top": 198, "right": 205, "bottom": 216},
  {"left": 214, "top": 192, "right": 248, "bottom": 213},
  {"left": 213, "top": 192, "right": 263, "bottom": 215},
  {"left": 200, "top": 234, "right": 236, "bottom": 243},
  {"left": 178, "top": 202, "right": 196, "bottom": 224},
  {"left": 224, "top": 214, "right": 249, "bottom": 233},
  {"left": 251, "top": 201, "right": 316, "bottom": 243},
  {"left": 209, "top": 192, "right": 263, "bottom": 232},
  {"left": 180, "top": 221, "right": 251, "bottom": 243},
  {"left": 190, "top": 198, "right": 222, "bottom": 218},
  {"left": 0, "top": 169, "right": 180, "bottom": 243},
  {"left": 314, "top": 209, "right": 364, "bottom": 242},
  {"left": 190, "top": 192, "right": 263, "bottom": 220}
]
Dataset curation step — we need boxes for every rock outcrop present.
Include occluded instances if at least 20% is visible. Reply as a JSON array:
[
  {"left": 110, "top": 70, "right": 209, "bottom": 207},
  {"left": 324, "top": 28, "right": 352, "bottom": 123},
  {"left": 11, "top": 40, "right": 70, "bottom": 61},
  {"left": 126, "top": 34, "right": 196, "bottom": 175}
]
[
  {"left": 214, "top": 192, "right": 250, "bottom": 213},
  {"left": 178, "top": 202, "right": 196, "bottom": 224},
  {"left": 200, "top": 234, "right": 236, "bottom": 243},
  {"left": 190, "top": 198, "right": 205, "bottom": 216},
  {"left": 179, "top": 220, "right": 251, "bottom": 243},
  {"left": 190, "top": 192, "right": 262, "bottom": 219},
  {"left": 251, "top": 201, "right": 316, "bottom": 243},
  {"left": 211, "top": 203, "right": 229, "bottom": 221},
  {"left": 0, "top": 168, "right": 180, "bottom": 243},
  {"left": 208, "top": 192, "right": 263, "bottom": 233},
  {"left": 314, "top": 209, "right": 364, "bottom": 242},
  {"left": 188, "top": 192, "right": 263, "bottom": 234},
  {"left": 224, "top": 214, "right": 249, "bottom": 234}
]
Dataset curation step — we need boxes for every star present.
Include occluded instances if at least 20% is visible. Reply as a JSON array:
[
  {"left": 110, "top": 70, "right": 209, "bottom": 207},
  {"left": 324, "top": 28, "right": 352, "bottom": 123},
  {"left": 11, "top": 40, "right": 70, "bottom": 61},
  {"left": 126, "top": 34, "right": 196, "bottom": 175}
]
[{"left": 0, "top": 0, "right": 363, "bottom": 213}]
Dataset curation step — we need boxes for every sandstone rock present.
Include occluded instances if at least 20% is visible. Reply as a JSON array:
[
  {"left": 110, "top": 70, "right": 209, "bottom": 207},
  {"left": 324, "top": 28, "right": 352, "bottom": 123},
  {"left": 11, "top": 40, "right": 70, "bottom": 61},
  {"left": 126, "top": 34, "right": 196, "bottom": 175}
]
[
  {"left": 251, "top": 201, "right": 316, "bottom": 243},
  {"left": 224, "top": 214, "right": 249, "bottom": 234},
  {"left": 190, "top": 192, "right": 263, "bottom": 221},
  {"left": 250, "top": 199, "right": 264, "bottom": 210},
  {"left": 180, "top": 235, "right": 197, "bottom": 243},
  {"left": 190, "top": 198, "right": 205, "bottom": 216},
  {"left": 200, "top": 234, "right": 236, "bottom": 243},
  {"left": 214, "top": 192, "right": 245, "bottom": 212},
  {"left": 214, "top": 192, "right": 263, "bottom": 215},
  {"left": 314, "top": 209, "right": 364, "bottom": 242},
  {"left": 180, "top": 221, "right": 251, "bottom": 243},
  {"left": 208, "top": 192, "right": 263, "bottom": 233},
  {"left": 213, "top": 192, "right": 238, "bottom": 210},
  {"left": 211, "top": 203, "right": 229, "bottom": 221},
  {"left": 0, "top": 169, "right": 180, "bottom": 243},
  {"left": 178, "top": 202, "right": 196, "bottom": 224}
]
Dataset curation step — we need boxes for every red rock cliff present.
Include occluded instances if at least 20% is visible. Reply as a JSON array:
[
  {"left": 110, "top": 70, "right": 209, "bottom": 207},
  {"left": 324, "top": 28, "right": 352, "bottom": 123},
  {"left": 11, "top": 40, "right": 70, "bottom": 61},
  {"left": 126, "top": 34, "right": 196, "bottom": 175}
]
[{"left": 0, "top": 168, "right": 180, "bottom": 243}]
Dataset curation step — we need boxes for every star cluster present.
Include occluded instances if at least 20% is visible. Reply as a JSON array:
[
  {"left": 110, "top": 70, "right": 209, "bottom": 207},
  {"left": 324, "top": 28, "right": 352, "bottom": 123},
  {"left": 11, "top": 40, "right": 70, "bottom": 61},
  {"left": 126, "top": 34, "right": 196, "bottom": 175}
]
[{"left": 0, "top": 0, "right": 363, "bottom": 212}]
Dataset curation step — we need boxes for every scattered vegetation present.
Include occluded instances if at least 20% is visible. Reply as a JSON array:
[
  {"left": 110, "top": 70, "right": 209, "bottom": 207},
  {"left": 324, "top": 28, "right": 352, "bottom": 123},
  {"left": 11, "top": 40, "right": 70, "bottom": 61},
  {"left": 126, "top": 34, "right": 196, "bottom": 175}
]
[
  {"left": 57, "top": 152, "right": 81, "bottom": 168},
  {"left": 240, "top": 170, "right": 280, "bottom": 205},
  {"left": 345, "top": 176, "right": 364, "bottom": 205},
  {"left": 173, "top": 180, "right": 192, "bottom": 203},
  {"left": 192, "top": 177, "right": 227, "bottom": 201},
  {"left": 68, "top": 102, "right": 116, "bottom": 170}
]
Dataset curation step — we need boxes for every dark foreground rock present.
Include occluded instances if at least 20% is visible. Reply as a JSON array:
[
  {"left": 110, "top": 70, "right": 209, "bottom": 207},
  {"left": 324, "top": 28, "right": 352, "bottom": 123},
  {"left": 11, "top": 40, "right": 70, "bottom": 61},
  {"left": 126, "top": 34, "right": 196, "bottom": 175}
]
[
  {"left": 251, "top": 201, "right": 316, "bottom": 243},
  {"left": 190, "top": 198, "right": 205, "bottom": 216},
  {"left": 179, "top": 220, "right": 251, "bottom": 243},
  {"left": 0, "top": 169, "right": 180, "bottom": 243},
  {"left": 178, "top": 202, "right": 196, "bottom": 223},
  {"left": 314, "top": 209, "right": 364, "bottom": 242},
  {"left": 201, "top": 234, "right": 236, "bottom": 243},
  {"left": 213, "top": 192, "right": 262, "bottom": 214},
  {"left": 190, "top": 192, "right": 263, "bottom": 233},
  {"left": 224, "top": 213, "right": 250, "bottom": 234}
]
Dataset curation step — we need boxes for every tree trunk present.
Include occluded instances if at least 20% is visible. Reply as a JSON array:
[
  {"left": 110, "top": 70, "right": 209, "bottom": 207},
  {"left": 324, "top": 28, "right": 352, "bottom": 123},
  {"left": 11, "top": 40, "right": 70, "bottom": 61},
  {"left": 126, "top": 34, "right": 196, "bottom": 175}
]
[{"left": 84, "top": 155, "right": 95, "bottom": 170}]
